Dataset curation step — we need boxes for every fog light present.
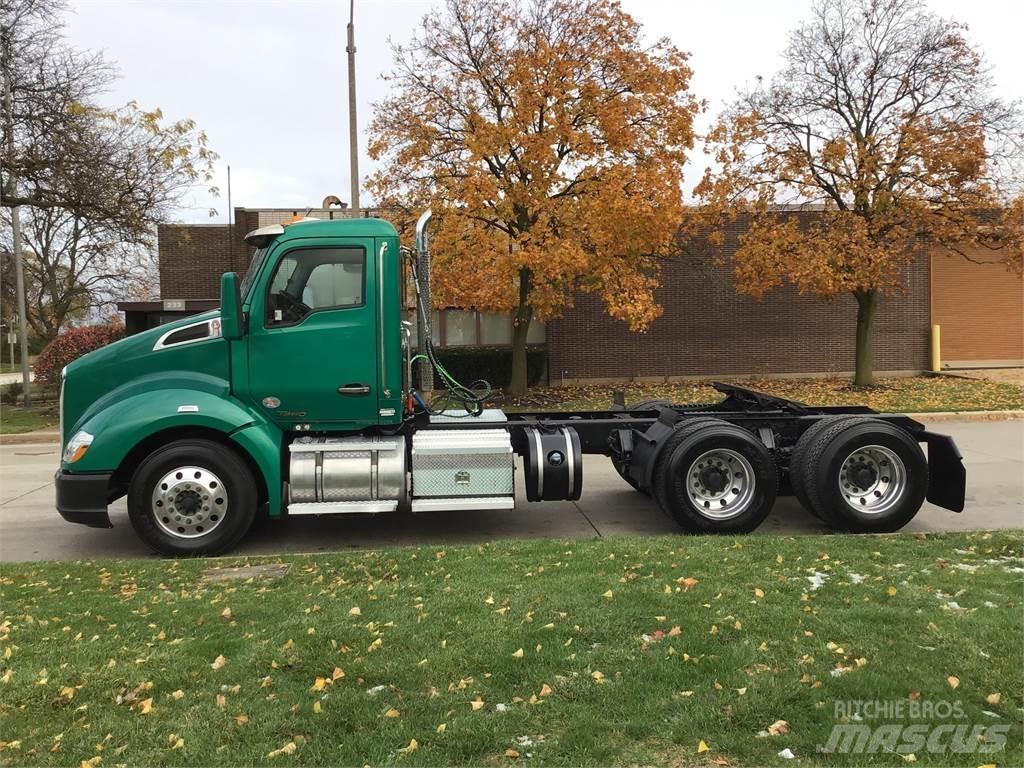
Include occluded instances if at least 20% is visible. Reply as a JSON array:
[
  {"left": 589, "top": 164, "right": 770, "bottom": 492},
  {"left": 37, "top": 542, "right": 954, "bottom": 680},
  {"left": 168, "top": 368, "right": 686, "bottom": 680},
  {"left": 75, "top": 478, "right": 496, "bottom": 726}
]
[{"left": 63, "top": 431, "right": 94, "bottom": 464}]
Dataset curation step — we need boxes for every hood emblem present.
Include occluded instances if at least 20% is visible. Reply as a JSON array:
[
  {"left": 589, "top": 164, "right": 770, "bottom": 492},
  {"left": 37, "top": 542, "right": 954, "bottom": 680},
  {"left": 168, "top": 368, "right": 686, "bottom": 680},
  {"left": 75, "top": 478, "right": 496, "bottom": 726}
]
[{"left": 262, "top": 396, "right": 281, "bottom": 409}]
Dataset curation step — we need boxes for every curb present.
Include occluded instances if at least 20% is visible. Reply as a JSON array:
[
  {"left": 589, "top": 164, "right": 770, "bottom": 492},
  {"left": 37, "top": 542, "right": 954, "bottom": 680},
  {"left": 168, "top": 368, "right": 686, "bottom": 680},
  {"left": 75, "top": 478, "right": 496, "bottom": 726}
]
[
  {"left": 0, "top": 431, "right": 60, "bottom": 446},
  {"left": 2, "top": 410, "right": 1022, "bottom": 446},
  {"left": 905, "top": 410, "right": 1024, "bottom": 422}
]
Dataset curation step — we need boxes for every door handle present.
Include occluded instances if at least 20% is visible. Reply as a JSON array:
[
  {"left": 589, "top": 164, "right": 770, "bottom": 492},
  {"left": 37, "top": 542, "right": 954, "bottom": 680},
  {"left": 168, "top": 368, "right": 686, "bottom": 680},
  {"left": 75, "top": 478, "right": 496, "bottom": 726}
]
[{"left": 337, "top": 384, "right": 371, "bottom": 395}]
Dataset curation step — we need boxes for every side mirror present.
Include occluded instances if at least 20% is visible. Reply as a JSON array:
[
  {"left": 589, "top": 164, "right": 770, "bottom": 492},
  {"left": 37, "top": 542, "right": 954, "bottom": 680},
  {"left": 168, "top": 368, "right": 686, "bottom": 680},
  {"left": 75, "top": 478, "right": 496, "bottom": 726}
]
[{"left": 220, "top": 272, "right": 244, "bottom": 340}]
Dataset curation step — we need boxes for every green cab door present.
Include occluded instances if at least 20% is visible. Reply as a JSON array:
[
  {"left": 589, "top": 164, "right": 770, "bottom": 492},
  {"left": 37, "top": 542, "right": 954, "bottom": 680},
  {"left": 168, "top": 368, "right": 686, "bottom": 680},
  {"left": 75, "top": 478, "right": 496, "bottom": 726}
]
[{"left": 247, "top": 236, "right": 379, "bottom": 429}]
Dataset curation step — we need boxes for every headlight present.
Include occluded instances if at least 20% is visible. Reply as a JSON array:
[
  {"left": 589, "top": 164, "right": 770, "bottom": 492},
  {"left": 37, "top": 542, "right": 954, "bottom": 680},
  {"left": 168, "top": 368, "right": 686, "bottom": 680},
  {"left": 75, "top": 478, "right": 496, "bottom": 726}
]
[{"left": 63, "top": 430, "right": 94, "bottom": 464}]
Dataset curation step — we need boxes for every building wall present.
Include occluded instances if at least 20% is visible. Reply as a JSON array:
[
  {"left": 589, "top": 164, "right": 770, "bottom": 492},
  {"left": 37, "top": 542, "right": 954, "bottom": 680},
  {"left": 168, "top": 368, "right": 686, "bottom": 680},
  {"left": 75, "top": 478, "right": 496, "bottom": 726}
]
[
  {"left": 931, "top": 247, "right": 1023, "bottom": 366},
  {"left": 157, "top": 209, "right": 260, "bottom": 300},
  {"left": 547, "top": 229, "right": 931, "bottom": 384}
]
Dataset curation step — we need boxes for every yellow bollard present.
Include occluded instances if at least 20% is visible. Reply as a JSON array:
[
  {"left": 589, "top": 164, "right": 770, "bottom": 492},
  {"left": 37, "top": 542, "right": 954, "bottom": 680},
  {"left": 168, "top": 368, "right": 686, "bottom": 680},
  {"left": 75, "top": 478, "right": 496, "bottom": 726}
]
[{"left": 930, "top": 324, "right": 941, "bottom": 372}]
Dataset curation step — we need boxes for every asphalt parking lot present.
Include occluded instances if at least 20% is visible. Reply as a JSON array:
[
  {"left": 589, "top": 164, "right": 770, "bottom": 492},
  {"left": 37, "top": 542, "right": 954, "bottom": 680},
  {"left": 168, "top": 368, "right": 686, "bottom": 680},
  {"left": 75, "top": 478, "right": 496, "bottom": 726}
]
[{"left": 1, "top": 418, "right": 1021, "bottom": 562}]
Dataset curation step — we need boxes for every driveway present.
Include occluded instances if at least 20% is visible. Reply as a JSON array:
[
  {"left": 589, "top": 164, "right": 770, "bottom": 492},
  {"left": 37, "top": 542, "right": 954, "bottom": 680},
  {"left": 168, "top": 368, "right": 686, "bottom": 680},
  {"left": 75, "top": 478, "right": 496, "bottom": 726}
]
[{"left": 1, "top": 418, "right": 1021, "bottom": 563}]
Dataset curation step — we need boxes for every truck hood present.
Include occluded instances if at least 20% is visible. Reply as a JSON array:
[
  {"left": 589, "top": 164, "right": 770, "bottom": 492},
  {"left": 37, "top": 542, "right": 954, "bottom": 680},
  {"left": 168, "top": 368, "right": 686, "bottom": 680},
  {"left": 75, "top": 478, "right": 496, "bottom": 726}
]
[{"left": 62, "top": 310, "right": 230, "bottom": 441}]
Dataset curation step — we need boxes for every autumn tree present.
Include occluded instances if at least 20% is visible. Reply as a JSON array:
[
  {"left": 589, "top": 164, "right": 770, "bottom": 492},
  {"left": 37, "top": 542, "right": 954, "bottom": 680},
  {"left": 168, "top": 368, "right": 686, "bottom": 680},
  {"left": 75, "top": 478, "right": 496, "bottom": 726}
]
[
  {"left": 0, "top": 206, "right": 157, "bottom": 343},
  {"left": 369, "top": 0, "right": 700, "bottom": 394},
  {"left": 696, "top": 0, "right": 1023, "bottom": 386}
]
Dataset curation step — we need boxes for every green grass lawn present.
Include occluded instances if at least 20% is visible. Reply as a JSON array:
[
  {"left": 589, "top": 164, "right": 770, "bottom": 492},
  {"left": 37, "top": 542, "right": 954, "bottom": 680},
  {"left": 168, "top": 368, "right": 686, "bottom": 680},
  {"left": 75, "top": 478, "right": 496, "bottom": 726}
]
[
  {"left": 1, "top": 532, "right": 1020, "bottom": 767},
  {"left": 0, "top": 404, "right": 58, "bottom": 434},
  {"left": 493, "top": 375, "right": 1024, "bottom": 414}
]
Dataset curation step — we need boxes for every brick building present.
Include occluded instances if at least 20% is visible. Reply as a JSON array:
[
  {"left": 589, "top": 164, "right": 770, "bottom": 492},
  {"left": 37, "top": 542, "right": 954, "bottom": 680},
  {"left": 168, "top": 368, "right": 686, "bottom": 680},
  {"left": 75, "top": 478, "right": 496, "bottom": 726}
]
[{"left": 120, "top": 207, "right": 1022, "bottom": 381}]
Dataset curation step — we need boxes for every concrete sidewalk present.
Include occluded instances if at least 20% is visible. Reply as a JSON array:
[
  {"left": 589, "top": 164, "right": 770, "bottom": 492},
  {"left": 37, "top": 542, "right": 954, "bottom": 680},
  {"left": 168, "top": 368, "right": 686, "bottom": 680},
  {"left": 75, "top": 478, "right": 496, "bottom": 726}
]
[{"left": 1, "top": 418, "right": 1021, "bottom": 562}]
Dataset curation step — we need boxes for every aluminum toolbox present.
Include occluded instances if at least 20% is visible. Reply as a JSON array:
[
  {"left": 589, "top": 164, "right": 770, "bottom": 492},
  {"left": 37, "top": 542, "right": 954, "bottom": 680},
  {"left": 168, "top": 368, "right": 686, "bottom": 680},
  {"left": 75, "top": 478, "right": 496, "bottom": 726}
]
[{"left": 411, "top": 428, "right": 514, "bottom": 498}]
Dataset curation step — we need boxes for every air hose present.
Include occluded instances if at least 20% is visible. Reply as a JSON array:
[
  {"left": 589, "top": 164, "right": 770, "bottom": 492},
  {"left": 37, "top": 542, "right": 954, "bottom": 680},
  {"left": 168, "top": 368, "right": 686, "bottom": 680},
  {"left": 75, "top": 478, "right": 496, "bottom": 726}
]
[{"left": 407, "top": 254, "right": 492, "bottom": 417}]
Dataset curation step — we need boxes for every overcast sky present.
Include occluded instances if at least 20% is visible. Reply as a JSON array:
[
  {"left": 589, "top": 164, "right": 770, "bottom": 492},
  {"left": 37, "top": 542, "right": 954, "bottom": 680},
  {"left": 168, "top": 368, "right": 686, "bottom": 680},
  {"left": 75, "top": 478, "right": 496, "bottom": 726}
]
[{"left": 65, "top": 0, "right": 1022, "bottom": 225}]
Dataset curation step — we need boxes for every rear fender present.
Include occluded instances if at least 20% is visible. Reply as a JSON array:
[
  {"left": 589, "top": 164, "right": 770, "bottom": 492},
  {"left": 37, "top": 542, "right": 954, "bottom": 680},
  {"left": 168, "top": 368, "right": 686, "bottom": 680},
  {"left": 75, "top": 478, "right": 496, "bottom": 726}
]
[{"left": 920, "top": 431, "right": 966, "bottom": 513}]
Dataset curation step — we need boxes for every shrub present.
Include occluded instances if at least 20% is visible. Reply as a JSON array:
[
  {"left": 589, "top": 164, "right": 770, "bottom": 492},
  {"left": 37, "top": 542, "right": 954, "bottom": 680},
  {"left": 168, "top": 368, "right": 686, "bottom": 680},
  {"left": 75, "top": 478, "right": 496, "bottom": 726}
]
[
  {"left": 431, "top": 345, "right": 547, "bottom": 390},
  {"left": 35, "top": 323, "right": 125, "bottom": 391},
  {"left": 0, "top": 382, "right": 24, "bottom": 405}
]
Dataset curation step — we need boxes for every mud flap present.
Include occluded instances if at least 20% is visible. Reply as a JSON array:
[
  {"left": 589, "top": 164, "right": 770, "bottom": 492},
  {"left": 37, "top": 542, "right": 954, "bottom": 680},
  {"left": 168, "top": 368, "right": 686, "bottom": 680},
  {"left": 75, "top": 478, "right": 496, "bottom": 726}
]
[{"left": 921, "top": 432, "right": 966, "bottom": 512}]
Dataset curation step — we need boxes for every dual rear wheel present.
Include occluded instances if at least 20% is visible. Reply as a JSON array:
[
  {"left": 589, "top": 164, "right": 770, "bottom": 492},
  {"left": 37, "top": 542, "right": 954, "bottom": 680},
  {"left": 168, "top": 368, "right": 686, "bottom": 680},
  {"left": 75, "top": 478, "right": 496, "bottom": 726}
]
[{"left": 629, "top": 416, "right": 928, "bottom": 534}]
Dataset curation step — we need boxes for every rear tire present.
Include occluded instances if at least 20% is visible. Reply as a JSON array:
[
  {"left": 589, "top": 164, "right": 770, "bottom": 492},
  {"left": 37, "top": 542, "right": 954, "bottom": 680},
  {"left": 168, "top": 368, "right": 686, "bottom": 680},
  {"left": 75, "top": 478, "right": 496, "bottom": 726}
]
[
  {"left": 789, "top": 416, "right": 867, "bottom": 520},
  {"left": 798, "top": 419, "right": 928, "bottom": 533},
  {"left": 128, "top": 439, "right": 257, "bottom": 556},
  {"left": 654, "top": 419, "right": 778, "bottom": 534}
]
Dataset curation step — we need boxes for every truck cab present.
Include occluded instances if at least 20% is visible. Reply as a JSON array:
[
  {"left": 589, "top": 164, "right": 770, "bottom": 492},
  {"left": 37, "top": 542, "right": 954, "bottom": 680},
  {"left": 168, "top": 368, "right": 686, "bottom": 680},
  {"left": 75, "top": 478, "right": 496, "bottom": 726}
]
[{"left": 56, "top": 217, "right": 407, "bottom": 553}]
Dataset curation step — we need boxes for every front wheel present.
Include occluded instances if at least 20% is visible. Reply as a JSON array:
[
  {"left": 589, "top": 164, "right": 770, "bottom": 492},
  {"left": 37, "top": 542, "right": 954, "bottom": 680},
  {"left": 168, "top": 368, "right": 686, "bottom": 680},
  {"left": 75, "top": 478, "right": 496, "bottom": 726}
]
[{"left": 128, "top": 439, "right": 257, "bottom": 556}]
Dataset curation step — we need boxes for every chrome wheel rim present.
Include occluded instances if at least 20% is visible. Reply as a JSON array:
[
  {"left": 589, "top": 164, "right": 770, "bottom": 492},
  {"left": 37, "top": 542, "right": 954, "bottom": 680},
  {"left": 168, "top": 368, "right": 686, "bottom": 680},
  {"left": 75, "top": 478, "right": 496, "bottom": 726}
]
[
  {"left": 686, "top": 448, "right": 756, "bottom": 520},
  {"left": 838, "top": 445, "right": 906, "bottom": 514},
  {"left": 151, "top": 466, "right": 228, "bottom": 539}
]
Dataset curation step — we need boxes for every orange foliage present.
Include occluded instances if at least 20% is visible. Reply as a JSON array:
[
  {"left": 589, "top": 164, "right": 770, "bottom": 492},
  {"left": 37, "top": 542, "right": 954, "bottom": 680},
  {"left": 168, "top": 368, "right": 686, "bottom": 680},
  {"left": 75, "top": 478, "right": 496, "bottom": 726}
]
[{"left": 368, "top": 0, "right": 700, "bottom": 347}]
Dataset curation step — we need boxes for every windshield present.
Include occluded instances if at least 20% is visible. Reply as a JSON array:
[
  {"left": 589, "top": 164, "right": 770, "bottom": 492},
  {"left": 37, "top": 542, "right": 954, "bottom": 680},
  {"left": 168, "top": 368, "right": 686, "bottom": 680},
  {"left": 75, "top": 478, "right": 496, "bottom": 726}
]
[{"left": 238, "top": 247, "right": 268, "bottom": 301}]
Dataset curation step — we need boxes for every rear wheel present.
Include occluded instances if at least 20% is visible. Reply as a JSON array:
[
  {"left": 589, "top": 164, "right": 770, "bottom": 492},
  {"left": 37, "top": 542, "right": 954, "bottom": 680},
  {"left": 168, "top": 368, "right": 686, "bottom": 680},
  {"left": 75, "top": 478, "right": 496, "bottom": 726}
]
[
  {"left": 789, "top": 416, "right": 867, "bottom": 520},
  {"left": 654, "top": 419, "right": 778, "bottom": 534},
  {"left": 128, "top": 439, "right": 257, "bottom": 556},
  {"left": 798, "top": 419, "right": 928, "bottom": 532}
]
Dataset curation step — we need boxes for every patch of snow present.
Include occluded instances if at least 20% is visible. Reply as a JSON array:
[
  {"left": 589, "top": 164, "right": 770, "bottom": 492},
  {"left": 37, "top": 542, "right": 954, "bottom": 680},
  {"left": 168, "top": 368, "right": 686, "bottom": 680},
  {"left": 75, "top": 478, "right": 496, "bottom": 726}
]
[
  {"left": 983, "top": 601, "right": 998, "bottom": 608},
  {"left": 847, "top": 572, "right": 866, "bottom": 584},
  {"left": 366, "top": 685, "right": 387, "bottom": 696},
  {"left": 496, "top": 703, "right": 508, "bottom": 713},
  {"left": 807, "top": 571, "right": 829, "bottom": 590},
  {"left": 778, "top": 748, "right": 796, "bottom": 759}
]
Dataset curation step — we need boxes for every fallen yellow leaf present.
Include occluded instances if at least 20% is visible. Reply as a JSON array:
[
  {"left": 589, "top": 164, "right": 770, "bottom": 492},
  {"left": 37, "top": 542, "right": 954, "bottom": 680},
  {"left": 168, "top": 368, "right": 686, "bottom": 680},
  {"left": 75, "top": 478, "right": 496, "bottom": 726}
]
[
  {"left": 985, "top": 692, "right": 1001, "bottom": 705},
  {"left": 887, "top": 586, "right": 898, "bottom": 596},
  {"left": 312, "top": 701, "right": 322, "bottom": 714},
  {"left": 505, "top": 748, "right": 520, "bottom": 758},
  {"left": 436, "top": 723, "right": 446, "bottom": 733},
  {"left": 602, "top": 590, "right": 614, "bottom": 599},
  {"left": 138, "top": 697, "right": 154, "bottom": 715},
  {"left": 512, "top": 648, "right": 524, "bottom": 659},
  {"left": 698, "top": 739, "right": 710, "bottom": 753},
  {"left": 398, "top": 738, "right": 418, "bottom": 755},
  {"left": 754, "top": 588, "right": 765, "bottom": 598},
  {"left": 385, "top": 708, "right": 401, "bottom": 718},
  {"left": 170, "top": 689, "right": 185, "bottom": 701},
  {"left": 947, "top": 675, "right": 960, "bottom": 689},
  {"left": 348, "top": 606, "right": 362, "bottom": 616},
  {"left": 211, "top": 654, "right": 227, "bottom": 670},
  {"left": 267, "top": 741, "right": 296, "bottom": 758}
]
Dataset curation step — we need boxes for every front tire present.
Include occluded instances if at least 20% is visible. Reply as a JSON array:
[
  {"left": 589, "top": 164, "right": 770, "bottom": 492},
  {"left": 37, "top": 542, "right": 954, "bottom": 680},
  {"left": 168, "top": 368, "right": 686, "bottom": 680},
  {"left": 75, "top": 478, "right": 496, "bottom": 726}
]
[
  {"left": 128, "top": 439, "right": 257, "bottom": 556},
  {"left": 654, "top": 420, "right": 779, "bottom": 534}
]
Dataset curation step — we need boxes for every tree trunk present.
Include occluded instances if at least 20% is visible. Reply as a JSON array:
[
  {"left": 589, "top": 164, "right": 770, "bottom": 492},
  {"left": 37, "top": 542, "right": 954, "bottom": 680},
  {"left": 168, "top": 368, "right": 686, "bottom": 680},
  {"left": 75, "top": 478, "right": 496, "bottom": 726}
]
[
  {"left": 508, "top": 268, "right": 533, "bottom": 396},
  {"left": 853, "top": 288, "right": 878, "bottom": 387}
]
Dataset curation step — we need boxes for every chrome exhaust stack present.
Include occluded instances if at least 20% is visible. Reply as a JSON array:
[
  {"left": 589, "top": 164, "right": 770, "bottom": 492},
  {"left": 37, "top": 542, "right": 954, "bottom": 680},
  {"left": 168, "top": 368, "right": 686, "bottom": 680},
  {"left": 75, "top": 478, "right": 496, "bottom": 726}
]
[{"left": 413, "top": 210, "right": 433, "bottom": 391}]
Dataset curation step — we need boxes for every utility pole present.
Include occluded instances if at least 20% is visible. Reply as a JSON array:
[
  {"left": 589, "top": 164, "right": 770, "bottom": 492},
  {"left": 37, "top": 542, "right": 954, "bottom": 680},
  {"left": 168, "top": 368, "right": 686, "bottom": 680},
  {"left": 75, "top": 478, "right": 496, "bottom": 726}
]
[
  {"left": 1, "top": 26, "right": 32, "bottom": 407},
  {"left": 346, "top": 0, "right": 360, "bottom": 214}
]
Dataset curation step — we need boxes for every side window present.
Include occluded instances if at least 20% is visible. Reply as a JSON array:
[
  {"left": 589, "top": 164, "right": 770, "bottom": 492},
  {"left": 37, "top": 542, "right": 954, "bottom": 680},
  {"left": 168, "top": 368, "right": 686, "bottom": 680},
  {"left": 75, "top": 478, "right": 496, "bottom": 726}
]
[{"left": 265, "top": 247, "right": 365, "bottom": 326}]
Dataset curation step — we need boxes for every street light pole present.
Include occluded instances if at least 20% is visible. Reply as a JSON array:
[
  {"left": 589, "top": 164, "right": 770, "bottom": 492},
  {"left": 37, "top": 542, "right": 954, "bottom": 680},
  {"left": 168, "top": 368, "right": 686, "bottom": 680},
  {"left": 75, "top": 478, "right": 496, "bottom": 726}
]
[{"left": 346, "top": 0, "right": 360, "bottom": 214}]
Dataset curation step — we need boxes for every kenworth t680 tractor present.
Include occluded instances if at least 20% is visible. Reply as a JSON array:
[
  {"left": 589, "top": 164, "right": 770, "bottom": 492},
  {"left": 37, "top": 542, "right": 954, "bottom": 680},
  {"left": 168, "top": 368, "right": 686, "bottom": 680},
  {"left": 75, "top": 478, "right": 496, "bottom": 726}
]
[{"left": 54, "top": 211, "right": 966, "bottom": 555}]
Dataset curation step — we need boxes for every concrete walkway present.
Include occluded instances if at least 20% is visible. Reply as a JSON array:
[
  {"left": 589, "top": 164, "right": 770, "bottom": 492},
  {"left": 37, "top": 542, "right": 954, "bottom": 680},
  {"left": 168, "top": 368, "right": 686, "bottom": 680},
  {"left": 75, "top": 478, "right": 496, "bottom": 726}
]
[{"left": 0, "top": 417, "right": 1021, "bottom": 563}]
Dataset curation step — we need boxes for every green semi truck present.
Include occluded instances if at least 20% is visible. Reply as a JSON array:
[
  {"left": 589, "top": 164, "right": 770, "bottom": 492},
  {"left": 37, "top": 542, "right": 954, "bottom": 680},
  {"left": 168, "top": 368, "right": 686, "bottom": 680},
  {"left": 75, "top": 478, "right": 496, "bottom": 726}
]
[{"left": 54, "top": 211, "right": 966, "bottom": 555}]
